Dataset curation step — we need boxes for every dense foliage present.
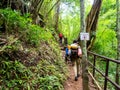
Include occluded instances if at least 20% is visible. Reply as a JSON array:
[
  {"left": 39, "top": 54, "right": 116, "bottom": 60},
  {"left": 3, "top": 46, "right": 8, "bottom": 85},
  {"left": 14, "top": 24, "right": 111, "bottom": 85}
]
[
  {"left": 92, "top": 1, "right": 117, "bottom": 89},
  {"left": 0, "top": 8, "right": 68, "bottom": 90},
  {"left": 93, "top": 0, "right": 117, "bottom": 58}
]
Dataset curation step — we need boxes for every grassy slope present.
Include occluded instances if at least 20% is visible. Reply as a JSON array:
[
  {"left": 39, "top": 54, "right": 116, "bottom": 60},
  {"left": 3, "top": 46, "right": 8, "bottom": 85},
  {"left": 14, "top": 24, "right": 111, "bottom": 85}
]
[{"left": 0, "top": 8, "right": 68, "bottom": 90}]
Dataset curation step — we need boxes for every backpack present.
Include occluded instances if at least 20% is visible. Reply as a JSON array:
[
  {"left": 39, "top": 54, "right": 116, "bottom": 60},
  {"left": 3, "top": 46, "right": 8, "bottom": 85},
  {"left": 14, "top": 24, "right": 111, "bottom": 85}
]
[
  {"left": 78, "top": 48, "right": 82, "bottom": 57},
  {"left": 59, "top": 33, "right": 63, "bottom": 38},
  {"left": 71, "top": 48, "right": 79, "bottom": 58},
  {"left": 65, "top": 48, "right": 69, "bottom": 55}
]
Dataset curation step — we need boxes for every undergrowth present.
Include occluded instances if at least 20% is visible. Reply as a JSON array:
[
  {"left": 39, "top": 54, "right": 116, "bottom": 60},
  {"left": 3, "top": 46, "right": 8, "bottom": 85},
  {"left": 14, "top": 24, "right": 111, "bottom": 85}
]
[{"left": 0, "top": 8, "right": 68, "bottom": 90}]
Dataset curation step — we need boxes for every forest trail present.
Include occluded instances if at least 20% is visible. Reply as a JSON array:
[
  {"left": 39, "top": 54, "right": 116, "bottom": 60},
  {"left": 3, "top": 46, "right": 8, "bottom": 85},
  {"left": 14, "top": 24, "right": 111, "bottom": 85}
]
[
  {"left": 63, "top": 64, "right": 83, "bottom": 90},
  {"left": 62, "top": 49, "right": 98, "bottom": 90},
  {"left": 61, "top": 50, "right": 83, "bottom": 90}
]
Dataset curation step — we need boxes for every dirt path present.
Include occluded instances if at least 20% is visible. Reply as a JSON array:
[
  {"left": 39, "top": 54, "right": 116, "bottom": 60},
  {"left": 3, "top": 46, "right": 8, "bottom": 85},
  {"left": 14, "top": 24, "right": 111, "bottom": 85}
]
[
  {"left": 64, "top": 64, "right": 83, "bottom": 90},
  {"left": 62, "top": 50, "right": 83, "bottom": 90},
  {"left": 62, "top": 50, "right": 97, "bottom": 90}
]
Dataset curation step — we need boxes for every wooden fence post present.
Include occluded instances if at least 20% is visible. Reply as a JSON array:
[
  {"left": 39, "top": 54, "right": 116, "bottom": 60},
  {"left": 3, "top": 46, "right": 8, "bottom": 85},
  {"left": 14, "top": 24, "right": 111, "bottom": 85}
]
[
  {"left": 104, "top": 60, "right": 109, "bottom": 90},
  {"left": 93, "top": 55, "right": 96, "bottom": 77}
]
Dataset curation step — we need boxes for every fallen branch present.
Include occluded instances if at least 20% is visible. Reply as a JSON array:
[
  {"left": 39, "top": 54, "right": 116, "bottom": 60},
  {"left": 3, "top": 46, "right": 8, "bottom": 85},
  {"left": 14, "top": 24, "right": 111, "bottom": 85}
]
[
  {"left": 0, "top": 38, "right": 7, "bottom": 45},
  {"left": 0, "top": 38, "right": 6, "bottom": 42},
  {"left": 0, "top": 35, "right": 22, "bottom": 53}
]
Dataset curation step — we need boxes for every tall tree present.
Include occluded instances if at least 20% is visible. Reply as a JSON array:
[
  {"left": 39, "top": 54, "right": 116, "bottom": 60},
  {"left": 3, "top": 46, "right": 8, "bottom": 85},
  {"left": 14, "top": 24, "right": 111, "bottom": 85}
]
[
  {"left": 85, "top": 0, "right": 102, "bottom": 50},
  {"left": 80, "top": 0, "right": 89, "bottom": 90},
  {"left": 77, "top": 0, "right": 102, "bottom": 50},
  {"left": 30, "top": 0, "right": 44, "bottom": 24},
  {"left": 116, "top": 0, "right": 120, "bottom": 89},
  {"left": 54, "top": 0, "right": 60, "bottom": 32}
]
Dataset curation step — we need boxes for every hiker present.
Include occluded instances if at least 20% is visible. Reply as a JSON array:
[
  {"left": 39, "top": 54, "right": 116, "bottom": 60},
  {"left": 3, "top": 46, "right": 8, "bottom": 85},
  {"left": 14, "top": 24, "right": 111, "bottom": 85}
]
[
  {"left": 70, "top": 40, "right": 82, "bottom": 81},
  {"left": 65, "top": 45, "right": 71, "bottom": 63},
  {"left": 59, "top": 33, "right": 63, "bottom": 45},
  {"left": 64, "top": 37, "right": 68, "bottom": 45}
]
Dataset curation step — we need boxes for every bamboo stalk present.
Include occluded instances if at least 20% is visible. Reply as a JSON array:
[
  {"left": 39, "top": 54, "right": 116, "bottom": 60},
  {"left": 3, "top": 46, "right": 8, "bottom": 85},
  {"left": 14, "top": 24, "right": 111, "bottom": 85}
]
[{"left": 88, "top": 70, "right": 102, "bottom": 90}]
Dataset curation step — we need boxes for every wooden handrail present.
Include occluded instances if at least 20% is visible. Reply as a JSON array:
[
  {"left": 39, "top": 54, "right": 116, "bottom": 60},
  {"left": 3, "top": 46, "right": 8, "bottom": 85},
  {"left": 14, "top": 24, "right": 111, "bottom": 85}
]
[
  {"left": 87, "top": 51, "right": 120, "bottom": 90},
  {"left": 88, "top": 51, "right": 120, "bottom": 64}
]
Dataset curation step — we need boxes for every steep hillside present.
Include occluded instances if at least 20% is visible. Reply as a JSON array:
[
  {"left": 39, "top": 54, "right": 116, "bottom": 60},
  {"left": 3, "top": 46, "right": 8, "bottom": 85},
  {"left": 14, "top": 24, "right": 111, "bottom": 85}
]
[{"left": 0, "top": 8, "right": 68, "bottom": 90}]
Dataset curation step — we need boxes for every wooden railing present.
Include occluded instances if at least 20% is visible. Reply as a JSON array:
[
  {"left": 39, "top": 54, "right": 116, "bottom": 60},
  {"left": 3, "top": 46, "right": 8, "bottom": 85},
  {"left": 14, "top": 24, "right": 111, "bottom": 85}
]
[{"left": 87, "top": 51, "right": 120, "bottom": 90}]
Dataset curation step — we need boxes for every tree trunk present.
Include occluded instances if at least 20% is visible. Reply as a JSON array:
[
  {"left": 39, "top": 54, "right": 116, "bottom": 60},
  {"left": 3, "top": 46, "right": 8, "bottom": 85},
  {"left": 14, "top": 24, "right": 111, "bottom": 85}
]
[
  {"left": 80, "top": 0, "right": 89, "bottom": 90},
  {"left": 30, "top": 0, "right": 44, "bottom": 24},
  {"left": 86, "top": 0, "right": 102, "bottom": 50},
  {"left": 54, "top": 0, "right": 60, "bottom": 32},
  {"left": 116, "top": 0, "right": 120, "bottom": 89},
  {"left": 78, "top": 0, "right": 102, "bottom": 50}
]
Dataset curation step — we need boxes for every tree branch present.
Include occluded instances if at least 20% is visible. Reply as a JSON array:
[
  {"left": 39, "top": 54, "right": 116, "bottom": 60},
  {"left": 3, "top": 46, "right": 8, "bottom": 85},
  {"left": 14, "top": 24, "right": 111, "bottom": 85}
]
[{"left": 46, "top": 0, "right": 60, "bottom": 17}]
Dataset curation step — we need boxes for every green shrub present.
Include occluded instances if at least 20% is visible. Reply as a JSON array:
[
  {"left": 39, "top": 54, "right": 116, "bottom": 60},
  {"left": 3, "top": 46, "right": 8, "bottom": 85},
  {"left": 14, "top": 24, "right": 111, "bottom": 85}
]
[{"left": 0, "top": 8, "right": 52, "bottom": 46}]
